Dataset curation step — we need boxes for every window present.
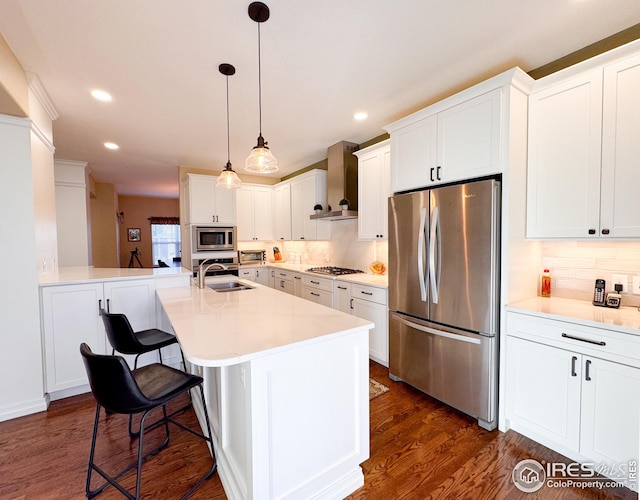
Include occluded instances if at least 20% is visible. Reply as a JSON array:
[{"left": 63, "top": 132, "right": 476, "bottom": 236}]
[{"left": 151, "top": 224, "right": 180, "bottom": 265}]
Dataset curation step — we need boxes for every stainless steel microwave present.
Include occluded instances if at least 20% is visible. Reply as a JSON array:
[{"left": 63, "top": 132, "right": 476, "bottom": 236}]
[{"left": 193, "top": 226, "right": 236, "bottom": 252}]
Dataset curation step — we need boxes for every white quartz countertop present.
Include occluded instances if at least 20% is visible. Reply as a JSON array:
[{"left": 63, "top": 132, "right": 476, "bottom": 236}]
[
  {"left": 243, "top": 262, "right": 389, "bottom": 288},
  {"left": 508, "top": 297, "right": 640, "bottom": 336},
  {"left": 156, "top": 278, "right": 373, "bottom": 367},
  {"left": 39, "top": 266, "right": 191, "bottom": 286}
]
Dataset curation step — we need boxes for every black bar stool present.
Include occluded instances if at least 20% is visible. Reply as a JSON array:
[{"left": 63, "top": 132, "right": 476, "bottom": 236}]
[
  {"left": 100, "top": 309, "right": 186, "bottom": 370},
  {"left": 80, "top": 343, "right": 216, "bottom": 499}
]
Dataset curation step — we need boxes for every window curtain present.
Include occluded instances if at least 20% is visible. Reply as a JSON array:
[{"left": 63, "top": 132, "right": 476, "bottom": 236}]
[{"left": 147, "top": 216, "right": 180, "bottom": 225}]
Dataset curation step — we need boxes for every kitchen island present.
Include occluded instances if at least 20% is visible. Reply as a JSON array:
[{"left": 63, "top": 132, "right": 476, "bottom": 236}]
[{"left": 156, "top": 278, "right": 373, "bottom": 500}]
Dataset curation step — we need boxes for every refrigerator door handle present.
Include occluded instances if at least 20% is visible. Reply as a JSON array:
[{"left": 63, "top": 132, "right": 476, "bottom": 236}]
[
  {"left": 417, "top": 207, "right": 427, "bottom": 301},
  {"left": 429, "top": 206, "right": 440, "bottom": 304},
  {"left": 397, "top": 317, "right": 481, "bottom": 345}
]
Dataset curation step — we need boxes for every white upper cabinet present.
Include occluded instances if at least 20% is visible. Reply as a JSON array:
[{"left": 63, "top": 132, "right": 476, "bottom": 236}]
[
  {"left": 386, "top": 88, "right": 502, "bottom": 193},
  {"left": 182, "top": 173, "right": 236, "bottom": 226},
  {"left": 527, "top": 71, "right": 603, "bottom": 238},
  {"left": 600, "top": 53, "right": 640, "bottom": 237},
  {"left": 527, "top": 48, "right": 640, "bottom": 238},
  {"left": 356, "top": 140, "right": 390, "bottom": 240},
  {"left": 236, "top": 184, "right": 273, "bottom": 241},
  {"left": 273, "top": 183, "right": 292, "bottom": 241},
  {"left": 290, "top": 170, "right": 327, "bottom": 241}
]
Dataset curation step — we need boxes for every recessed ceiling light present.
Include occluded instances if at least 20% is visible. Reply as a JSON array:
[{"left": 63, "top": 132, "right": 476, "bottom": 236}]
[
  {"left": 104, "top": 142, "right": 119, "bottom": 150},
  {"left": 354, "top": 111, "right": 368, "bottom": 121},
  {"left": 91, "top": 89, "right": 112, "bottom": 102}
]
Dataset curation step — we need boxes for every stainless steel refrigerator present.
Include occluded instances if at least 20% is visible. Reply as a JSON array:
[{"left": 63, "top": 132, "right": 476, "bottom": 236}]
[{"left": 388, "top": 178, "right": 500, "bottom": 430}]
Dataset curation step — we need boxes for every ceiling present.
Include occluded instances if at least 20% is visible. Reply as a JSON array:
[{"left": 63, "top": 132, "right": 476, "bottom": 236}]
[{"left": 1, "top": 1, "right": 640, "bottom": 198}]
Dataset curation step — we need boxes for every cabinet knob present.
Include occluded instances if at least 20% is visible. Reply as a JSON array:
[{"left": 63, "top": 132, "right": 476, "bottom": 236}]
[{"left": 601, "top": 228, "right": 610, "bottom": 235}]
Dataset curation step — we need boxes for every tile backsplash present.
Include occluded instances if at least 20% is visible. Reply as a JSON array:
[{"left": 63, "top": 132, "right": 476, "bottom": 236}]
[
  {"left": 238, "top": 219, "right": 389, "bottom": 272},
  {"left": 541, "top": 241, "right": 640, "bottom": 306}
]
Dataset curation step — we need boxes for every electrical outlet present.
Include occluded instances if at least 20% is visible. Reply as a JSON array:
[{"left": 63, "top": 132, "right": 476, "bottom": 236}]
[
  {"left": 633, "top": 276, "right": 640, "bottom": 295},
  {"left": 612, "top": 274, "right": 628, "bottom": 293}
]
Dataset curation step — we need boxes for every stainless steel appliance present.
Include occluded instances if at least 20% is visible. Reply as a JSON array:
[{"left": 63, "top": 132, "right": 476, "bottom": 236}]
[
  {"left": 306, "top": 266, "right": 364, "bottom": 276},
  {"left": 192, "top": 253, "right": 239, "bottom": 278},
  {"left": 239, "top": 249, "right": 266, "bottom": 265},
  {"left": 388, "top": 178, "right": 500, "bottom": 430},
  {"left": 193, "top": 226, "right": 236, "bottom": 252}
]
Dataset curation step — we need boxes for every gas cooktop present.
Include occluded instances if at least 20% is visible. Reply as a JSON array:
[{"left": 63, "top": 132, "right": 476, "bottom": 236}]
[{"left": 306, "top": 266, "right": 365, "bottom": 276}]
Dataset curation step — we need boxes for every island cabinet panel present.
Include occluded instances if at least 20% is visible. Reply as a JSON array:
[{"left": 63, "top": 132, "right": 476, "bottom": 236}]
[
  {"left": 196, "top": 328, "right": 369, "bottom": 500},
  {"left": 505, "top": 311, "right": 640, "bottom": 489}
]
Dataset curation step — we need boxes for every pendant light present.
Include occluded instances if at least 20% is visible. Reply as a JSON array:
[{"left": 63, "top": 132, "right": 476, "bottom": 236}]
[
  {"left": 245, "top": 1, "right": 278, "bottom": 173},
  {"left": 217, "top": 63, "right": 242, "bottom": 188}
]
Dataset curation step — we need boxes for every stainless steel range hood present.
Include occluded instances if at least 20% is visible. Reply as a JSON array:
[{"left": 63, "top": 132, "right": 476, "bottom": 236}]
[{"left": 310, "top": 141, "right": 359, "bottom": 220}]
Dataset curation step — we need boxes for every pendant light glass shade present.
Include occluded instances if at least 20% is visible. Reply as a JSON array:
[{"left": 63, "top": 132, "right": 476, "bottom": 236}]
[
  {"left": 245, "top": 134, "right": 278, "bottom": 173},
  {"left": 217, "top": 162, "right": 242, "bottom": 188},
  {"left": 245, "top": 2, "right": 278, "bottom": 173},
  {"left": 216, "top": 63, "right": 241, "bottom": 189}
]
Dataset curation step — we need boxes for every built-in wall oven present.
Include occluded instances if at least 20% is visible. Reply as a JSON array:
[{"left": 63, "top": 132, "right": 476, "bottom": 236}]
[
  {"left": 192, "top": 252, "right": 239, "bottom": 278},
  {"left": 192, "top": 226, "right": 236, "bottom": 252}
]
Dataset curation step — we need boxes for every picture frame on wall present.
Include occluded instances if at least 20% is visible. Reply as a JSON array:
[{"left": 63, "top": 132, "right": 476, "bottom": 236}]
[{"left": 127, "top": 228, "right": 141, "bottom": 242}]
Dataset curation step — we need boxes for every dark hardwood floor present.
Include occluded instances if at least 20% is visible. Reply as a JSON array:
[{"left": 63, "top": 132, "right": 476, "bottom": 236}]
[{"left": 0, "top": 361, "right": 634, "bottom": 499}]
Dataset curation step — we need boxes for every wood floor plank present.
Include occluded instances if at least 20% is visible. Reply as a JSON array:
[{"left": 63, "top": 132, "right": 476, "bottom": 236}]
[{"left": 0, "top": 360, "right": 635, "bottom": 499}]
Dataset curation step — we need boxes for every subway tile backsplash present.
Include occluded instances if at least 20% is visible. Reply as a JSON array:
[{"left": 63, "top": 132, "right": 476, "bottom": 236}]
[{"left": 541, "top": 241, "right": 640, "bottom": 306}]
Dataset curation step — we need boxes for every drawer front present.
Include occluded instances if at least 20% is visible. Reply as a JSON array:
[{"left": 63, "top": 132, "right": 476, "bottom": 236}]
[
  {"left": 274, "top": 269, "right": 292, "bottom": 280},
  {"left": 302, "top": 286, "right": 333, "bottom": 308},
  {"left": 507, "top": 312, "right": 640, "bottom": 367},
  {"left": 351, "top": 284, "right": 387, "bottom": 305},
  {"left": 302, "top": 275, "right": 333, "bottom": 292},
  {"left": 238, "top": 268, "right": 257, "bottom": 280}
]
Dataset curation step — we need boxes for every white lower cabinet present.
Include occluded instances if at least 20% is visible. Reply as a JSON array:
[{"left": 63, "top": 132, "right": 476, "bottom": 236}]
[
  {"left": 41, "top": 282, "right": 105, "bottom": 395},
  {"left": 41, "top": 276, "right": 186, "bottom": 399},
  {"left": 272, "top": 269, "right": 295, "bottom": 295},
  {"left": 506, "top": 311, "right": 640, "bottom": 488},
  {"left": 255, "top": 267, "right": 271, "bottom": 287},
  {"left": 334, "top": 280, "right": 389, "bottom": 366},
  {"left": 301, "top": 275, "right": 333, "bottom": 308},
  {"left": 238, "top": 268, "right": 257, "bottom": 281}
]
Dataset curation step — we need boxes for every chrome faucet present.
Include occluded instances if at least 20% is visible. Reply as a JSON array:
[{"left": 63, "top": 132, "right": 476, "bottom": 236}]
[{"left": 198, "top": 259, "right": 228, "bottom": 288}]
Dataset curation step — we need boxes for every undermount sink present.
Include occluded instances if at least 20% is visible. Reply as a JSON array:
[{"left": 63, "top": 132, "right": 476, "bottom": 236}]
[{"left": 207, "top": 281, "right": 254, "bottom": 292}]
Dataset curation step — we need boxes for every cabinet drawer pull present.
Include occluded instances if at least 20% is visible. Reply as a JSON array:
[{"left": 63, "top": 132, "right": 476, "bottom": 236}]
[
  {"left": 588, "top": 229, "right": 596, "bottom": 235},
  {"left": 337, "top": 286, "right": 347, "bottom": 290},
  {"left": 436, "top": 165, "right": 441, "bottom": 180},
  {"left": 601, "top": 228, "right": 610, "bottom": 235},
  {"left": 294, "top": 276, "right": 301, "bottom": 280},
  {"left": 106, "top": 298, "right": 111, "bottom": 312},
  {"left": 561, "top": 333, "right": 605, "bottom": 346},
  {"left": 279, "top": 273, "right": 286, "bottom": 276},
  {"left": 571, "top": 356, "right": 577, "bottom": 377},
  {"left": 360, "top": 291, "right": 373, "bottom": 296},
  {"left": 310, "top": 292, "right": 320, "bottom": 297},
  {"left": 310, "top": 280, "right": 320, "bottom": 285},
  {"left": 585, "top": 359, "right": 592, "bottom": 381},
  {"left": 350, "top": 298, "right": 354, "bottom": 310},
  {"left": 98, "top": 299, "right": 103, "bottom": 314},
  {"left": 430, "top": 167, "right": 435, "bottom": 182}
]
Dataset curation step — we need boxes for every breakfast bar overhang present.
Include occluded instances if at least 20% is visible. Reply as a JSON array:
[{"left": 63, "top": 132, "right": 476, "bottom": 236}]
[{"left": 156, "top": 279, "right": 373, "bottom": 499}]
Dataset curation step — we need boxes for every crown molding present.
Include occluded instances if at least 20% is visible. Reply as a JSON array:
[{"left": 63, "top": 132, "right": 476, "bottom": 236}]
[{"left": 26, "top": 72, "right": 59, "bottom": 121}]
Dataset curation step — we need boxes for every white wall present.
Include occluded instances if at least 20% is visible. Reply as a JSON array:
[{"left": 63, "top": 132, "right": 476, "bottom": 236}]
[{"left": 55, "top": 160, "right": 90, "bottom": 267}]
